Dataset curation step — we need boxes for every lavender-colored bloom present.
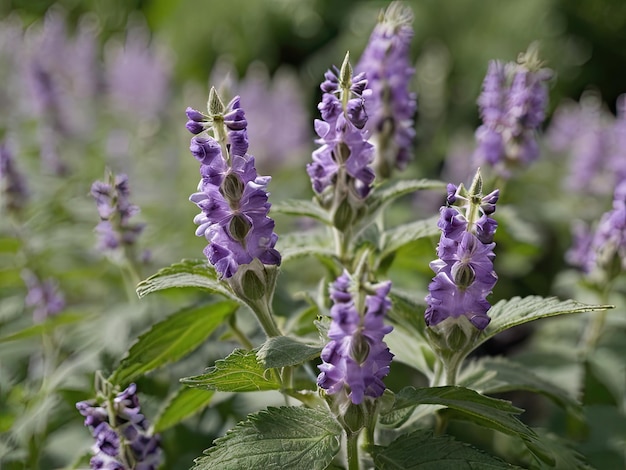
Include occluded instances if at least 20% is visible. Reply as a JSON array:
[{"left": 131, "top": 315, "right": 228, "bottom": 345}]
[
  {"left": 317, "top": 271, "right": 394, "bottom": 404},
  {"left": 425, "top": 177, "right": 499, "bottom": 330},
  {"left": 77, "top": 383, "right": 161, "bottom": 470},
  {"left": 187, "top": 93, "right": 280, "bottom": 279},
  {"left": 91, "top": 173, "right": 145, "bottom": 252},
  {"left": 307, "top": 55, "right": 375, "bottom": 203},
  {"left": 356, "top": 1, "right": 417, "bottom": 177},
  {"left": 474, "top": 45, "right": 551, "bottom": 177},
  {"left": 0, "top": 140, "right": 29, "bottom": 213},
  {"left": 22, "top": 270, "right": 65, "bottom": 323}
]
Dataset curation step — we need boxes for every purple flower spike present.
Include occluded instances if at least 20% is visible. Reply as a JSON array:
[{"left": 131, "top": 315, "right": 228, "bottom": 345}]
[
  {"left": 425, "top": 171, "right": 499, "bottom": 331},
  {"left": 356, "top": 1, "right": 417, "bottom": 177},
  {"left": 187, "top": 89, "right": 280, "bottom": 279},
  {"left": 77, "top": 383, "right": 161, "bottom": 470},
  {"left": 22, "top": 270, "right": 65, "bottom": 323},
  {"left": 0, "top": 140, "right": 29, "bottom": 214},
  {"left": 317, "top": 271, "right": 394, "bottom": 404},
  {"left": 474, "top": 44, "right": 551, "bottom": 177}
]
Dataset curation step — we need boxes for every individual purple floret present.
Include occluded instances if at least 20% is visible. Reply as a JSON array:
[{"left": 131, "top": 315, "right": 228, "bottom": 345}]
[
  {"left": 0, "top": 139, "right": 29, "bottom": 213},
  {"left": 187, "top": 89, "right": 280, "bottom": 279},
  {"left": 425, "top": 171, "right": 499, "bottom": 330},
  {"left": 22, "top": 270, "right": 65, "bottom": 323},
  {"left": 474, "top": 43, "right": 552, "bottom": 177},
  {"left": 77, "top": 383, "right": 161, "bottom": 470},
  {"left": 91, "top": 173, "right": 145, "bottom": 253},
  {"left": 317, "top": 271, "right": 394, "bottom": 405},
  {"left": 356, "top": 1, "right": 417, "bottom": 178},
  {"left": 307, "top": 52, "right": 375, "bottom": 207}
]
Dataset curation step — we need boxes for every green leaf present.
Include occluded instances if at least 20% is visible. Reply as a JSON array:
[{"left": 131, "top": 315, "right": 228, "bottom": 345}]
[
  {"left": 192, "top": 406, "right": 341, "bottom": 470},
  {"left": 459, "top": 357, "right": 581, "bottom": 415},
  {"left": 0, "top": 312, "right": 88, "bottom": 343},
  {"left": 136, "top": 259, "right": 236, "bottom": 301},
  {"left": 480, "top": 296, "right": 612, "bottom": 348},
  {"left": 182, "top": 349, "right": 281, "bottom": 392},
  {"left": 368, "top": 179, "right": 446, "bottom": 214},
  {"left": 257, "top": 336, "right": 322, "bottom": 368},
  {"left": 369, "top": 429, "right": 517, "bottom": 469},
  {"left": 153, "top": 387, "right": 215, "bottom": 433},
  {"left": 379, "top": 215, "right": 440, "bottom": 259},
  {"left": 278, "top": 230, "right": 337, "bottom": 263},
  {"left": 109, "top": 301, "right": 238, "bottom": 385},
  {"left": 271, "top": 199, "right": 331, "bottom": 225},
  {"left": 385, "top": 386, "right": 553, "bottom": 465}
]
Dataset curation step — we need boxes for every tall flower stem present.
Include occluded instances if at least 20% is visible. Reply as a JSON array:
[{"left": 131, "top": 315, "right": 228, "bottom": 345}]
[
  {"left": 228, "top": 314, "right": 253, "bottom": 349},
  {"left": 346, "top": 431, "right": 361, "bottom": 470}
]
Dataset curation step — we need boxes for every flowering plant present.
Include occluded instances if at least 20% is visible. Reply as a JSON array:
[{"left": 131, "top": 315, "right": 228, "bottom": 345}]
[{"left": 1, "top": 2, "right": 624, "bottom": 469}]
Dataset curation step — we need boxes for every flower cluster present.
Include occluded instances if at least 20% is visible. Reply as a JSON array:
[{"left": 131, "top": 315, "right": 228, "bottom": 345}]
[
  {"left": 186, "top": 90, "right": 281, "bottom": 279},
  {"left": 317, "top": 271, "right": 394, "bottom": 405},
  {"left": 0, "top": 139, "right": 29, "bottom": 214},
  {"left": 76, "top": 383, "right": 161, "bottom": 470},
  {"left": 22, "top": 270, "right": 65, "bottom": 323},
  {"left": 474, "top": 44, "right": 552, "bottom": 177},
  {"left": 307, "top": 53, "right": 375, "bottom": 208},
  {"left": 425, "top": 172, "right": 499, "bottom": 330},
  {"left": 91, "top": 173, "right": 145, "bottom": 252},
  {"left": 356, "top": 1, "right": 417, "bottom": 178},
  {"left": 567, "top": 180, "right": 626, "bottom": 279}
]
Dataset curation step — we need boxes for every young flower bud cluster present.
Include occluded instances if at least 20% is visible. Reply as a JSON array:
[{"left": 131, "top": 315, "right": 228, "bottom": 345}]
[
  {"left": 76, "top": 383, "right": 161, "bottom": 470},
  {"left": 91, "top": 173, "right": 145, "bottom": 252},
  {"left": 356, "top": 1, "right": 417, "bottom": 178},
  {"left": 307, "top": 52, "right": 375, "bottom": 221},
  {"left": 0, "top": 139, "right": 29, "bottom": 214},
  {"left": 317, "top": 271, "right": 394, "bottom": 405},
  {"left": 22, "top": 270, "right": 65, "bottom": 323},
  {"left": 567, "top": 180, "right": 626, "bottom": 281},
  {"left": 425, "top": 171, "right": 499, "bottom": 330},
  {"left": 474, "top": 43, "right": 552, "bottom": 177},
  {"left": 186, "top": 89, "right": 281, "bottom": 279}
]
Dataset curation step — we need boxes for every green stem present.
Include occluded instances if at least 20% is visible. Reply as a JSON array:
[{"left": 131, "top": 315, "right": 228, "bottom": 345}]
[
  {"left": 248, "top": 297, "right": 282, "bottom": 338},
  {"left": 443, "top": 352, "right": 464, "bottom": 386},
  {"left": 346, "top": 431, "right": 361, "bottom": 470},
  {"left": 228, "top": 315, "right": 253, "bottom": 349}
]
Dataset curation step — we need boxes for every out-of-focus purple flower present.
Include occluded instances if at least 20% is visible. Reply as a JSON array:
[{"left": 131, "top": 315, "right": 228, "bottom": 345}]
[
  {"left": 474, "top": 44, "right": 552, "bottom": 177},
  {"left": 0, "top": 140, "right": 29, "bottom": 213},
  {"left": 91, "top": 173, "right": 145, "bottom": 252},
  {"left": 356, "top": 1, "right": 417, "bottom": 178},
  {"left": 317, "top": 271, "right": 394, "bottom": 405},
  {"left": 307, "top": 53, "right": 375, "bottom": 208},
  {"left": 609, "top": 94, "right": 626, "bottom": 184},
  {"left": 569, "top": 181, "right": 626, "bottom": 279},
  {"left": 105, "top": 21, "right": 172, "bottom": 119},
  {"left": 425, "top": 172, "right": 499, "bottom": 330},
  {"left": 77, "top": 383, "right": 161, "bottom": 470},
  {"left": 22, "top": 270, "right": 65, "bottom": 323},
  {"left": 187, "top": 90, "right": 280, "bottom": 279}
]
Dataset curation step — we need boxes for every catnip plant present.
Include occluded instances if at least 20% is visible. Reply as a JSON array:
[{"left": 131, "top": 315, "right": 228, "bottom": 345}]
[{"left": 1, "top": 1, "right": 622, "bottom": 469}]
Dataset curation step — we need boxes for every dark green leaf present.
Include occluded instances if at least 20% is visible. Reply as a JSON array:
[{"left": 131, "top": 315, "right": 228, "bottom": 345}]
[
  {"left": 480, "top": 296, "right": 612, "bottom": 348},
  {"left": 368, "top": 179, "right": 446, "bottom": 214},
  {"left": 192, "top": 406, "right": 341, "bottom": 470},
  {"left": 0, "top": 312, "right": 88, "bottom": 343},
  {"left": 181, "top": 349, "right": 281, "bottom": 392},
  {"left": 257, "top": 336, "right": 322, "bottom": 368},
  {"left": 380, "top": 216, "right": 440, "bottom": 259},
  {"left": 153, "top": 387, "right": 215, "bottom": 433},
  {"left": 136, "top": 259, "right": 236, "bottom": 301},
  {"left": 271, "top": 199, "right": 331, "bottom": 225},
  {"left": 370, "top": 429, "right": 517, "bottom": 469},
  {"left": 385, "top": 386, "right": 553, "bottom": 465},
  {"left": 109, "top": 301, "right": 238, "bottom": 385}
]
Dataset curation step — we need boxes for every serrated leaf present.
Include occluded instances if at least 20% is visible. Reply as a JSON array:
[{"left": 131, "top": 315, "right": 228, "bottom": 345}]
[
  {"left": 459, "top": 357, "right": 581, "bottom": 415},
  {"left": 369, "top": 429, "right": 517, "bottom": 469},
  {"left": 272, "top": 199, "right": 331, "bottom": 225},
  {"left": 109, "top": 301, "right": 238, "bottom": 385},
  {"left": 0, "top": 312, "right": 88, "bottom": 343},
  {"left": 182, "top": 349, "right": 281, "bottom": 392},
  {"left": 380, "top": 215, "right": 440, "bottom": 259},
  {"left": 368, "top": 179, "right": 446, "bottom": 213},
  {"left": 153, "top": 387, "right": 215, "bottom": 433},
  {"left": 257, "top": 336, "right": 322, "bottom": 368},
  {"left": 192, "top": 406, "right": 341, "bottom": 470},
  {"left": 385, "top": 386, "right": 553, "bottom": 465},
  {"left": 481, "top": 296, "right": 612, "bottom": 348},
  {"left": 136, "top": 259, "right": 236, "bottom": 301}
]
